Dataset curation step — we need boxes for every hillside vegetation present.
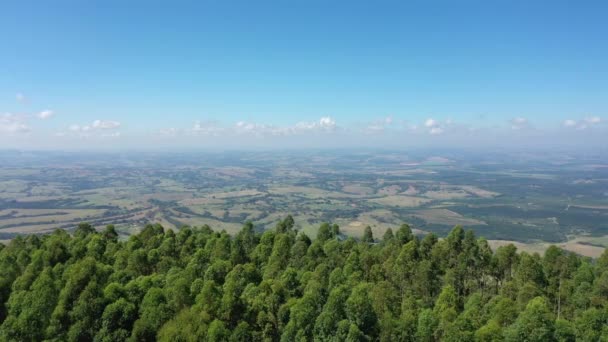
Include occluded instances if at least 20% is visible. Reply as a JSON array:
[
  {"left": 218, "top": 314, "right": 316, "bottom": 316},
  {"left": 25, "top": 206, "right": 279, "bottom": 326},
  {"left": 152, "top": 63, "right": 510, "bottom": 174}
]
[{"left": 1, "top": 217, "right": 607, "bottom": 341}]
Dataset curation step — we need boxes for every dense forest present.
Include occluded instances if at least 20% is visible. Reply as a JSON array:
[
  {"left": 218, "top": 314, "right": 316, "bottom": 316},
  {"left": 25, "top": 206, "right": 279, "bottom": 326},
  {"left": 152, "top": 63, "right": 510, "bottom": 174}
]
[{"left": 0, "top": 217, "right": 607, "bottom": 341}]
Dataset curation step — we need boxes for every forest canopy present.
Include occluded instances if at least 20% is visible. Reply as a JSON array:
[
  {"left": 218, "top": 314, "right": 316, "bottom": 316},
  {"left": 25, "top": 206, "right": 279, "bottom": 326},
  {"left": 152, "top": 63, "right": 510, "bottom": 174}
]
[{"left": 0, "top": 218, "right": 607, "bottom": 341}]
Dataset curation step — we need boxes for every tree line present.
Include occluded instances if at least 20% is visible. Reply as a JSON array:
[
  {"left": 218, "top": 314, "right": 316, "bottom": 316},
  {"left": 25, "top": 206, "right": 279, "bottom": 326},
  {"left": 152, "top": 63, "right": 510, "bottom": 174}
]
[{"left": 0, "top": 217, "right": 607, "bottom": 341}]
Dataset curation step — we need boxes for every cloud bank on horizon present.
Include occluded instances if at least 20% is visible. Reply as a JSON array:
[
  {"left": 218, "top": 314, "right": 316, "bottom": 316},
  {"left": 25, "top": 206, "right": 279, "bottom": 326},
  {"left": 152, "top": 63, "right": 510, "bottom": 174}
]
[{"left": 0, "top": 92, "right": 605, "bottom": 150}]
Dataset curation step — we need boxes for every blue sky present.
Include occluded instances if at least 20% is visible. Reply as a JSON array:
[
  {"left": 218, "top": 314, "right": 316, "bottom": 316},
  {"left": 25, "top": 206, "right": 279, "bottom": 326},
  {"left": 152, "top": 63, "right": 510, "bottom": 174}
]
[{"left": 1, "top": 0, "right": 607, "bottom": 149}]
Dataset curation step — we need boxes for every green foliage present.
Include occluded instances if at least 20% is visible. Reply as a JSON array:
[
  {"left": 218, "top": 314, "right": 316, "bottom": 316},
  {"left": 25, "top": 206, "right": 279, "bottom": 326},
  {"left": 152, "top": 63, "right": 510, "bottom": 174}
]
[
  {"left": 504, "top": 297, "right": 555, "bottom": 342},
  {"left": 0, "top": 221, "right": 604, "bottom": 341},
  {"left": 75, "top": 222, "right": 96, "bottom": 238},
  {"left": 396, "top": 223, "right": 413, "bottom": 244},
  {"left": 574, "top": 307, "right": 605, "bottom": 341},
  {"left": 554, "top": 318, "right": 576, "bottom": 342},
  {"left": 475, "top": 320, "right": 502, "bottom": 342},
  {"left": 362, "top": 226, "right": 374, "bottom": 243}
]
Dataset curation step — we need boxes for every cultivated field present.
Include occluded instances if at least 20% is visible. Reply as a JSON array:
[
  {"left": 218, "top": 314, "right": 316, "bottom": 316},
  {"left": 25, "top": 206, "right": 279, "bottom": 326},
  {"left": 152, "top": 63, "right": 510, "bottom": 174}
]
[{"left": 1, "top": 150, "right": 607, "bottom": 257}]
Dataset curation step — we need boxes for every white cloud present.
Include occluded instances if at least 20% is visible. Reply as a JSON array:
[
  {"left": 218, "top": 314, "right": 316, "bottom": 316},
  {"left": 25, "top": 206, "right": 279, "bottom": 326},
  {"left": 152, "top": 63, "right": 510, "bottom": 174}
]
[
  {"left": 512, "top": 117, "right": 527, "bottom": 124},
  {"left": 293, "top": 121, "right": 315, "bottom": 130},
  {"left": 68, "top": 124, "right": 93, "bottom": 132},
  {"left": 192, "top": 121, "right": 224, "bottom": 136},
  {"left": 510, "top": 117, "right": 528, "bottom": 130},
  {"left": 295, "top": 117, "right": 337, "bottom": 132},
  {"left": 319, "top": 116, "right": 336, "bottom": 130},
  {"left": 235, "top": 121, "right": 271, "bottom": 136},
  {"left": 235, "top": 121, "right": 250, "bottom": 130},
  {"left": 92, "top": 120, "right": 120, "bottom": 129},
  {"left": 423, "top": 118, "right": 446, "bottom": 135},
  {"left": 584, "top": 116, "right": 601, "bottom": 124},
  {"left": 159, "top": 127, "right": 180, "bottom": 136},
  {"left": 234, "top": 117, "right": 338, "bottom": 137},
  {"left": 363, "top": 115, "right": 396, "bottom": 134},
  {"left": 37, "top": 110, "right": 54, "bottom": 119},
  {"left": 294, "top": 117, "right": 337, "bottom": 133},
  {"left": 61, "top": 119, "right": 120, "bottom": 137},
  {"left": 425, "top": 118, "right": 438, "bottom": 128},
  {"left": 562, "top": 116, "right": 602, "bottom": 130},
  {"left": 8, "top": 112, "right": 608, "bottom": 148},
  {"left": 429, "top": 127, "right": 444, "bottom": 135},
  {"left": 0, "top": 113, "right": 30, "bottom": 133},
  {"left": 234, "top": 121, "right": 287, "bottom": 136},
  {"left": 418, "top": 118, "right": 473, "bottom": 136},
  {"left": 365, "top": 124, "right": 385, "bottom": 133}
]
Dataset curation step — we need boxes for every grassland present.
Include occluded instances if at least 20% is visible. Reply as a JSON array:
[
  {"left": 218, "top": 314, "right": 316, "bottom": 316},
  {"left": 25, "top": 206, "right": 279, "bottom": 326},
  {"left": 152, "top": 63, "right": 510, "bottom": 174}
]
[
  {"left": 369, "top": 195, "right": 432, "bottom": 207},
  {"left": 0, "top": 149, "right": 606, "bottom": 258},
  {"left": 487, "top": 236, "right": 608, "bottom": 259}
]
